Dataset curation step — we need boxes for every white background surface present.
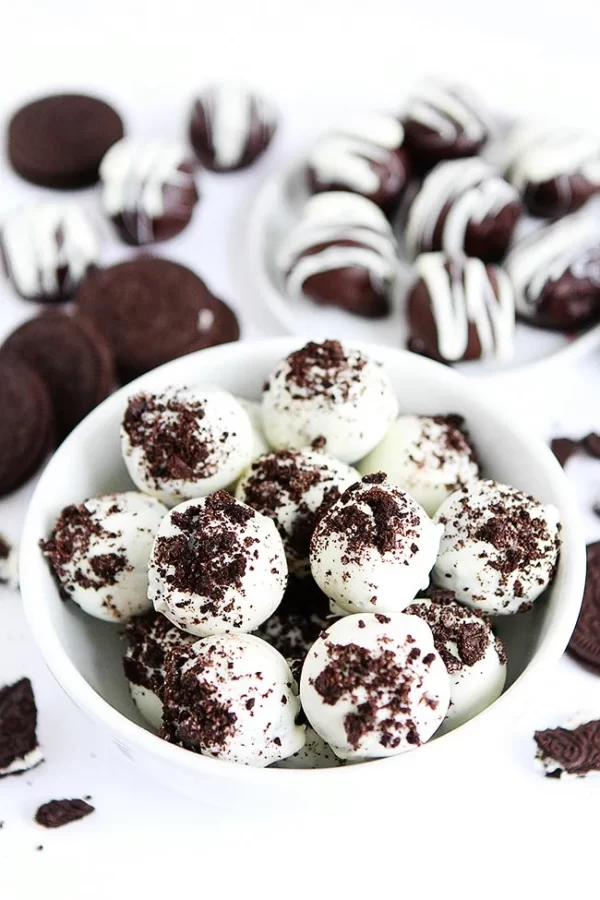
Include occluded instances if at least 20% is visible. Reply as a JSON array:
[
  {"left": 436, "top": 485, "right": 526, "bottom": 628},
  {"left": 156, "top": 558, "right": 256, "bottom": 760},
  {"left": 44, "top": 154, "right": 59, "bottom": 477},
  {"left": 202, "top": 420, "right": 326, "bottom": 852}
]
[{"left": 2, "top": 1, "right": 600, "bottom": 895}]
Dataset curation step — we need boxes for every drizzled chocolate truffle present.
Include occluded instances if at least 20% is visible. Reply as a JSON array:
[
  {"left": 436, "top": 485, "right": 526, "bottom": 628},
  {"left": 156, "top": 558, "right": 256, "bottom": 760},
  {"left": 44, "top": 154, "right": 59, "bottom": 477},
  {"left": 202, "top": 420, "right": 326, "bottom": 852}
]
[
  {"left": 162, "top": 633, "right": 304, "bottom": 766},
  {"left": 402, "top": 80, "right": 492, "bottom": 172},
  {"left": 310, "top": 474, "right": 443, "bottom": 615},
  {"left": 148, "top": 493, "right": 287, "bottom": 636},
  {"left": 277, "top": 192, "right": 399, "bottom": 318},
  {"left": 41, "top": 492, "right": 168, "bottom": 622},
  {"left": 505, "top": 213, "right": 600, "bottom": 330},
  {"left": 123, "top": 610, "right": 195, "bottom": 730},
  {"left": 406, "top": 590, "right": 507, "bottom": 732},
  {"left": 405, "top": 158, "right": 522, "bottom": 261},
  {"left": 358, "top": 414, "right": 479, "bottom": 516},
  {"left": 261, "top": 340, "right": 398, "bottom": 463},
  {"left": 190, "top": 84, "right": 277, "bottom": 172},
  {"left": 300, "top": 613, "right": 450, "bottom": 760},
  {"left": 236, "top": 448, "right": 359, "bottom": 576},
  {"left": 306, "top": 113, "right": 411, "bottom": 214},
  {"left": 505, "top": 126, "right": 600, "bottom": 218},
  {"left": 99, "top": 139, "right": 199, "bottom": 245},
  {"left": 1, "top": 202, "right": 99, "bottom": 302},
  {"left": 121, "top": 387, "right": 253, "bottom": 506},
  {"left": 407, "top": 253, "right": 516, "bottom": 364},
  {"left": 432, "top": 479, "right": 561, "bottom": 615}
]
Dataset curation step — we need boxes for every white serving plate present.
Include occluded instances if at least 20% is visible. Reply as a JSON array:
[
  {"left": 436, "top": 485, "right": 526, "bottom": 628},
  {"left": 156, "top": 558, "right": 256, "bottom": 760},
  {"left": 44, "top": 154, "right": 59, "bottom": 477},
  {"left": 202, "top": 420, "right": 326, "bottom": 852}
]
[
  {"left": 237, "top": 157, "right": 600, "bottom": 376},
  {"left": 20, "top": 338, "right": 586, "bottom": 811}
]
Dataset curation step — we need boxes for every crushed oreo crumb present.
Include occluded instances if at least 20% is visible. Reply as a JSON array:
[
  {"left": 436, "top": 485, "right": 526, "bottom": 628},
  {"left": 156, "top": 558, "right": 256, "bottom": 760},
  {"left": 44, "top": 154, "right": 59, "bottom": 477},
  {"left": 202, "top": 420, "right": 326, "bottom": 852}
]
[{"left": 35, "top": 799, "right": 94, "bottom": 828}]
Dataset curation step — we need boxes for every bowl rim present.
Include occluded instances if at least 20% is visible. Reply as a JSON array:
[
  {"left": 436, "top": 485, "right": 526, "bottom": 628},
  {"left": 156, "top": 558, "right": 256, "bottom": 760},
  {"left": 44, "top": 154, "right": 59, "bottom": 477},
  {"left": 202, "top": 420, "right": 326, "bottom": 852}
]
[{"left": 20, "top": 337, "right": 587, "bottom": 786}]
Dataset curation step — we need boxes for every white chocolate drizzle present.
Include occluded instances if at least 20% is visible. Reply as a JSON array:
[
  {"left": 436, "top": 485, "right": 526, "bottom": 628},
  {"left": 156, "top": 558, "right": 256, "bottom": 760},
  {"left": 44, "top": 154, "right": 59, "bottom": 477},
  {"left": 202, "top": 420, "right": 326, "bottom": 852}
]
[
  {"left": 406, "top": 158, "right": 519, "bottom": 258},
  {"left": 505, "top": 213, "right": 600, "bottom": 317},
  {"left": 414, "top": 253, "right": 515, "bottom": 361},
  {"left": 506, "top": 125, "right": 600, "bottom": 192},
  {"left": 404, "top": 81, "right": 492, "bottom": 144},
  {"left": 195, "top": 84, "right": 276, "bottom": 169},
  {"left": 1, "top": 202, "right": 99, "bottom": 299},
  {"left": 308, "top": 114, "right": 405, "bottom": 195},
  {"left": 100, "top": 139, "right": 194, "bottom": 240},
  {"left": 277, "top": 192, "right": 398, "bottom": 299}
]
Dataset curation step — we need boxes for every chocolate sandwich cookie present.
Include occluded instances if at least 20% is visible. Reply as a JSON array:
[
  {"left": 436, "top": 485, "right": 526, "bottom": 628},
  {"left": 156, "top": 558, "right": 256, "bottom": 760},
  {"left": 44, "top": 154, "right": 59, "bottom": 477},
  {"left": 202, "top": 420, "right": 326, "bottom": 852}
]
[
  {"left": 76, "top": 258, "right": 240, "bottom": 383},
  {"left": 567, "top": 541, "right": 600, "bottom": 674},
  {"left": 1, "top": 311, "right": 115, "bottom": 440},
  {"left": 0, "top": 359, "right": 54, "bottom": 496},
  {"left": 8, "top": 93, "right": 124, "bottom": 189},
  {"left": 0, "top": 678, "right": 44, "bottom": 778}
]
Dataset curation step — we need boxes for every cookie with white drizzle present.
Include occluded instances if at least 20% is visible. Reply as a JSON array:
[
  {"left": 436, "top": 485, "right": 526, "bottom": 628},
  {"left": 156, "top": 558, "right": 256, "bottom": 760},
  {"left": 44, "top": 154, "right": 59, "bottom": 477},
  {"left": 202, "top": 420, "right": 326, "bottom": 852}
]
[
  {"left": 306, "top": 113, "right": 411, "bottom": 214},
  {"left": 505, "top": 125, "right": 600, "bottom": 218},
  {"left": 277, "top": 192, "right": 399, "bottom": 318},
  {"left": 405, "top": 158, "right": 522, "bottom": 262},
  {"left": 190, "top": 83, "right": 277, "bottom": 172},
  {"left": 0, "top": 202, "right": 99, "bottom": 302},
  {"left": 505, "top": 212, "right": 600, "bottom": 330},
  {"left": 402, "top": 80, "right": 493, "bottom": 172},
  {"left": 99, "top": 139, "right": 199, "bottom": 246},
  {"left": 407, "top": 253, "right": 516, "bottom": 363}
]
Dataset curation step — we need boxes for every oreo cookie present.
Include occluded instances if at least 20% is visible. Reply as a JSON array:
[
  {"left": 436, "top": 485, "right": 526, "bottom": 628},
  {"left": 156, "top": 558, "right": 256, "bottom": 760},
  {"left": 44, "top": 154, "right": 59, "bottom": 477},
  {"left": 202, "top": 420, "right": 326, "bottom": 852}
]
[
  {"left": 567, "top": 541, "right": 600, "bottom": 673},
  {"left": 0, "top": 678, "right": 44, "bottom": 778},
  {"left": 35, "top": 799, "right": 94, "bottom": 828},
  {"left": 1, "top": 311, "right": 115, "bottom": 440},
  {"left": 8, "top": 93, "right": 124, "bottom": 189},
  {"left": 76, "top": 258, "right": 240, "bottom": 383},
  {"left": 0, "top": 359, "right": 54, "bottom": 497}
]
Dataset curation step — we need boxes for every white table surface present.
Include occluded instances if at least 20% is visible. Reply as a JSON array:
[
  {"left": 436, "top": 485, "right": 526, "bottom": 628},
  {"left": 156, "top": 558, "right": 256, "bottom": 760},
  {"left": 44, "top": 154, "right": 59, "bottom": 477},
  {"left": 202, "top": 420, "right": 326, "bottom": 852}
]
[{"left": 2, "top": 3, "right": 600, "bottom": 894}]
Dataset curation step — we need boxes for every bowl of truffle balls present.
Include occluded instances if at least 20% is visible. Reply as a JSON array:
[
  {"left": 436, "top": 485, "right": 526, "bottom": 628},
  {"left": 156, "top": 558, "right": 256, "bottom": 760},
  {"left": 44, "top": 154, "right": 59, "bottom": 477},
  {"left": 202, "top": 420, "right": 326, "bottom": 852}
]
[
  {"left": 244, "top": 78, "right": 600, "bottom": 369},
  {"left": 20, "top": 337, "right": 585, "bottom": 809}
]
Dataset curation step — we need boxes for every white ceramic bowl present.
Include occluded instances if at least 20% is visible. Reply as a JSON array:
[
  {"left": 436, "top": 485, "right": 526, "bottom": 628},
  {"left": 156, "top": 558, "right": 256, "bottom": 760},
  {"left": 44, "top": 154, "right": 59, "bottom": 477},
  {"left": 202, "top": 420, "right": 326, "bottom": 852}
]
[{"left": 20, "top": 338, "right": 586, "bottom": 810}]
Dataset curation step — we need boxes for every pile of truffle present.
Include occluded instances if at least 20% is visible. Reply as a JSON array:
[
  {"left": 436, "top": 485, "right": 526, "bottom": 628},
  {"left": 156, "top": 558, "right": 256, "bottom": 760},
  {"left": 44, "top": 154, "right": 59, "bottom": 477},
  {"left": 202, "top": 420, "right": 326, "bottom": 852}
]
[
  {"left": 278, "top": 79, "right": 600, "bottom": 363},
  {"left": 41, "top": 340, "right": 562, "bottom": 768}
]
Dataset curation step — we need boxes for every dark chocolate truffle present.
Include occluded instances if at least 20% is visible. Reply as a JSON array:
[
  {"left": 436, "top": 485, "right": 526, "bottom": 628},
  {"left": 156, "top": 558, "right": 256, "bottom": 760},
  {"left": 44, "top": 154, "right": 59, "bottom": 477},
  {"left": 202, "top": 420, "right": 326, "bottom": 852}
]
[
  {"left": 7, "top": 93, "right": 124, "bottom": 188},
  {"left": 402, "top": 81, "right": 492, "bottom": 172},
  {"left": 190, "top": 84, "right": 277, "bottom": 172},
  {"left": 407, "top": 253, "right": 516, "bottom": 363},
  {"left": 505, "top": 213, "right": 600, "bottom": 330},
  {"left": 99, "top": 140, "right": 199, "bottom": 245},
  {"left": 277, "top": 192, "right": 398, "bottom": 318},
  {"left": 505, "top": 126, "right": 600, "bottom": 218},
  {"left": 306, "top": 113, "right": 411, "bottom": 214},
  {"left": 0, "top": 202, "right": 100, "bottom": 302},
  {"left": 405, "top": 158, "right": 522, "bottom": 262},
  {"left": 76, "top": 258, "right": 240, "bottom": 383}
]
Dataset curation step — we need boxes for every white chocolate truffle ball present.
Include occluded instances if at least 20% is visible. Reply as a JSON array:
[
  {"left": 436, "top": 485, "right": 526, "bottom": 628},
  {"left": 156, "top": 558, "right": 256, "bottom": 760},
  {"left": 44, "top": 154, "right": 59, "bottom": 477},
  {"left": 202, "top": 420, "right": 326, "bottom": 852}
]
[
  {"left": 148, "top": 492, "right": 287, "bottom": 636},
  {"left": 261, "top": 340, "right": 398, "bottom": 463},
  {"left": 358, "top": 414, "right": 479, "bottom": 516},
  {"left": 300, "top": 613, "right": 450, "bottom": 760},
  {"left": 235, "top": 397, "right": 270, "bottom": 461},
  {"left": 432, "top": 479, "right": 561, "bottom": 615},
  {"left": 406, "top": 591, "right": 507, "bottom": 732},
  {"left": 310, "top": 474, "right": 443, "bottom": 614},
  {"left": 121, "top": 387, "right": 253, "bottom": 506},
  {"left": 162, "top": 633, "right": 305, "bottom": 767},
  {"left": 123, "top": 610, "right": 195, "bottom": 730},
  {"left": 41, "top": 492, "right": 168, "bottom": 623},
  {"left": 236, "top": 448, "right": 359, "bottom": 576}
]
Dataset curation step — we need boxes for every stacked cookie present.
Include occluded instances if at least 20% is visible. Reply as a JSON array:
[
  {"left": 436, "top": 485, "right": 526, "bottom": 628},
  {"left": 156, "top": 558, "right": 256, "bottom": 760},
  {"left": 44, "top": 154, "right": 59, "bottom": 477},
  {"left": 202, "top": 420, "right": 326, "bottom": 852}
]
[
  {"left": 0, "top": 85, "right": 277, "bottom": 495},
  {"left": 41, "top": 340, "right": 562, "bottom": 768},
  {"left": 279, "top": 79, "right": 600, "bottom": 362}
]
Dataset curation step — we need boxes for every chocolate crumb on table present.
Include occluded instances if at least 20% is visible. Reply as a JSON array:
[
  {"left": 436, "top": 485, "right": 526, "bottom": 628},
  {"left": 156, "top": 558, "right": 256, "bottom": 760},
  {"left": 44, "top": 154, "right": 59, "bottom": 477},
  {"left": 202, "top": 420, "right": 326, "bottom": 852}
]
[
  {"left": 550, "top": 437, "right": 579, "bottom": 468},
  {"left": 35, "top": 798, "right": 95, "bottom": 829}
]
